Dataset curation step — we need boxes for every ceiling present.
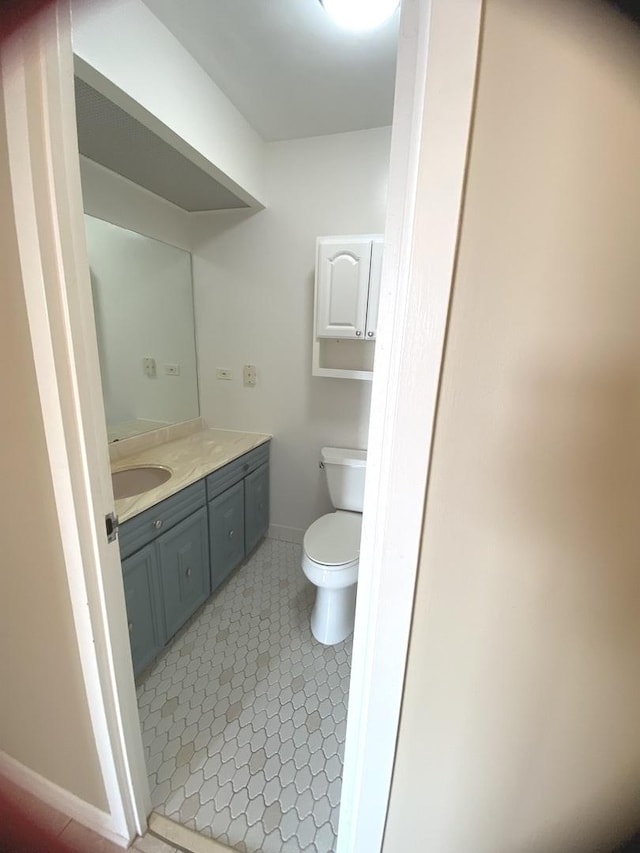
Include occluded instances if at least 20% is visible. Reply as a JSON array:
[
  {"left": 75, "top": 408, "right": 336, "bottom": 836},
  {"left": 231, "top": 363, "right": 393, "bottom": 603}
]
[{"left": 140, "top": 0, "right": 400, "bottom": 141}]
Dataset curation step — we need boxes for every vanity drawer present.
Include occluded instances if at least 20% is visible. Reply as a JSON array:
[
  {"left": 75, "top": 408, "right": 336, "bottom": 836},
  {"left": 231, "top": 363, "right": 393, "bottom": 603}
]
[
  {"left": 206, "top": 442, "right": 270, "bottom": 501},
  {"left": 119, "top": 480, "right": 206, "bottom": 560}
]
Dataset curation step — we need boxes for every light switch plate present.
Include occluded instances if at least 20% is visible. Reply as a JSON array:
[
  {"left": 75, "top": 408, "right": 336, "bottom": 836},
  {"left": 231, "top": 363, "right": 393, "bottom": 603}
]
[{"left": 243, "top": 364, "right": 257, "bottom": 387}]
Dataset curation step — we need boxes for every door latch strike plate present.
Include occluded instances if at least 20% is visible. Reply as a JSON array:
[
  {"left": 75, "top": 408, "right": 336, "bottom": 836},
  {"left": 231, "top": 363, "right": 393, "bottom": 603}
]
[{"left": 105, "top": 511, "right": 119, "bottom": 543}]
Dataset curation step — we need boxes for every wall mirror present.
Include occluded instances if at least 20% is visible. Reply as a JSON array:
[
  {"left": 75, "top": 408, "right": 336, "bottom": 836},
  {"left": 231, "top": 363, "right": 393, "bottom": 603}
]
[{"left": 85, "top": 215, "right": 199, "bottom": 442}]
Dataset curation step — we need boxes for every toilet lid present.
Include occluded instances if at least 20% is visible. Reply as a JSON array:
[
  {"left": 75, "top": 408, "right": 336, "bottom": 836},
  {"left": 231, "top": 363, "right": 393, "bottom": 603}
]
[{"left": 304, "top": 511, "right": 362, "bottom": 567}]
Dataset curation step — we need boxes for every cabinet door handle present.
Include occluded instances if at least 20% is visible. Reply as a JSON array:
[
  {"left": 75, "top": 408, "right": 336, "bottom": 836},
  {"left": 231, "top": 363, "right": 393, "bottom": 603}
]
[
  {"left": 367, "top": 331, "right": 375, "bottom": 337},
  {"left": 185, "top": 567, "right": 192, "bottom": 577},
  {"left": 243, "top": 463, "right": 249, "bottom": 472},
  {"left": 229, "top": 529, "right": 235, "bottom": 539},
  {"left": 154, "top": 519, "right": 163, "bottom": 530},
  {"left": 128, "top": 622, "right": 133, "bottom": 633},
  {"left": 355, "top": 330, "right": 362, "bottom": 337}
]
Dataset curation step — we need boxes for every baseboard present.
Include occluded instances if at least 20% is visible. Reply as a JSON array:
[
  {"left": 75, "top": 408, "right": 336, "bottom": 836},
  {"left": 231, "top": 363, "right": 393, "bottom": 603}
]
[
  {"left": 267, "top": 524, "right": 304, "bottom": 544},
  {"left": 0, "top": 750, "right": 129, "bottom": 848}
]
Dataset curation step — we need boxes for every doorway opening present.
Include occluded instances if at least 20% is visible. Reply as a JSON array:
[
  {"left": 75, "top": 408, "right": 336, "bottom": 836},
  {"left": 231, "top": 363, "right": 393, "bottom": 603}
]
[
  {"left": 6, "top": 1, "right": 482, "bottom": 851},
  {"left": 73, "top": 3, "right": 399, "bottom": 851}
]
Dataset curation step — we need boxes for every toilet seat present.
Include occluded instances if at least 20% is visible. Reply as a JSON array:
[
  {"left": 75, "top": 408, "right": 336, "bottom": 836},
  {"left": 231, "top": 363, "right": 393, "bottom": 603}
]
[{"left": 303, "top": 510, "right": 361, "bottom": 569}]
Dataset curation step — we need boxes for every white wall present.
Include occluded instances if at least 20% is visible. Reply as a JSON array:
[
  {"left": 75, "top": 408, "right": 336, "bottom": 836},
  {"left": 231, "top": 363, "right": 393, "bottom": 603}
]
[
  {"left": 80, "top": 155, "right": 191, "bottom": 250},
  {"left": 384, "top": 2, "right": 640, "bottom": 851},
  {"left": 72, "top": 0, "right": 265, "bottom": 207},
  {"left": 85, "top": 214, "right": 199, "bottom": 431},
  {"left": 192, "top": 127, "right": 391, "bottom": 536}
]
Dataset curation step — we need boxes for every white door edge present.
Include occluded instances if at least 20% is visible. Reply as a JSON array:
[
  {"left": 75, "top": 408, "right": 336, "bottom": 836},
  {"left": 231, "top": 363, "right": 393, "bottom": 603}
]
[
  {"left": 2, "top": 3, "right": 148, "bottom": 841},
  {"left": 337, "top": 1, "right": 483, "bottom": 851}
]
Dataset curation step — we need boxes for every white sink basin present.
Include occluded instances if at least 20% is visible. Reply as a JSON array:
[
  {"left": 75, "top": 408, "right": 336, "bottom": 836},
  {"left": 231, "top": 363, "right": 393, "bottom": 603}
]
[{"left": 112, "top": 465, "right": 172, "bottom": 500}]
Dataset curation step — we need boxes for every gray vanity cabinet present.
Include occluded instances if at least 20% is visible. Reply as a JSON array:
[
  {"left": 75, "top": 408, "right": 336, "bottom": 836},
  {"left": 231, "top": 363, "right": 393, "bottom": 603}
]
[
  {"left": 121, "top": 544, "right": 165, "bottom": 676},
  {"left": 119, "top": 442, "right": 270, "bottom": 677},
  {"left": 206, "top": 441, "right": 271, "bottom": 592},
  {"left": 209, "top": 481, "right": 245, "bottom": 591},
  {"left": 157, "top": 507, "right": 210, "bottom": 639},
  {"left": 244, "top": 463, "right": 270, "bottom": 553},
  {"left": 119, "top": 480, "right": 208, "bottom": 677}
]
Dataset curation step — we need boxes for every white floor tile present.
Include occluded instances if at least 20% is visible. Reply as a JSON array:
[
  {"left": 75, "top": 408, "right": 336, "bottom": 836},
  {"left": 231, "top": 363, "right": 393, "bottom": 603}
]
[{"left": 138, "top": 539, "right": 351, "bottom": 853}]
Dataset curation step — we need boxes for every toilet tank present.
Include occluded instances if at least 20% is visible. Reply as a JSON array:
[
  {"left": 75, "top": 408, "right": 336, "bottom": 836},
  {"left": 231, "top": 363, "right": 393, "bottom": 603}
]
[{"left": 321, "top": 447, "right": 367, "bottom": 512}]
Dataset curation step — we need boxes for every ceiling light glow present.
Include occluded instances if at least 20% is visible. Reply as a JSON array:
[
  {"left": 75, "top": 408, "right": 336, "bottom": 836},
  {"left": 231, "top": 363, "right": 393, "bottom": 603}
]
[{"left": 320, "top": 0, "right": 400, "bottom": 31}]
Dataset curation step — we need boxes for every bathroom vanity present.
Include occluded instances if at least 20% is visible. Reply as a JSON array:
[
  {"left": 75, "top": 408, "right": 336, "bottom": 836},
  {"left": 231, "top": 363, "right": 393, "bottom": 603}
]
[{"left": 114, "top": 430, "right": 271, "bottom": 676}]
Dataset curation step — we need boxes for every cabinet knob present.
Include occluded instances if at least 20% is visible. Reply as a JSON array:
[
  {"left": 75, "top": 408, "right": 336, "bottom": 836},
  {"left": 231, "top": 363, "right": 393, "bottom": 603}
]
[
  {"left": 367, "top": 331, "right": 375, "bottom": 337},
  {"left": 154, "top": 519, "right": 163, "bottom": 530},
  {"left": 229, "top": 529, "right": 235, "bottom": 539},
  {"left": 243, "top": 463, "right": 249, "bottom": 472},
  {"left": 128, "top": 622, "right": 133, "bottom": 633},
  {"left": 355, "top": 330, "right": 362, "bottom": 337},
  {"left": 185, "top": 567, "right": 192, "bottom": 577}
]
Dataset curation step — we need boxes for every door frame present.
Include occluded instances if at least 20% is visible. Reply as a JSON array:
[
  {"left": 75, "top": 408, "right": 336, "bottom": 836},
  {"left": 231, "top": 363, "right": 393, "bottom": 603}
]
[
  {"left": 3, "top": 0, "right": 483, "bottom": 849},
  {"left": 338, "top": 2, "right": 482, "bottom": 849},
  {"left": 1, "top": 4, "right": 149, "bottom": 842}
]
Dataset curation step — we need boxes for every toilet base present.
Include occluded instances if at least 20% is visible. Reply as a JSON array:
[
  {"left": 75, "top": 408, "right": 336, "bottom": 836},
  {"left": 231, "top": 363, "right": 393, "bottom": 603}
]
[{"left": 310, "top": 583, "right": 357, "bottom": 645}]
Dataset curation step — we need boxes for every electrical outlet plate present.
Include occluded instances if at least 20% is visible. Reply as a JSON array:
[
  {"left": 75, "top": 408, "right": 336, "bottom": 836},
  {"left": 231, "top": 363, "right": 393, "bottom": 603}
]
[{"left": 143, "top": 357, "right": 156, "bottom": 378}]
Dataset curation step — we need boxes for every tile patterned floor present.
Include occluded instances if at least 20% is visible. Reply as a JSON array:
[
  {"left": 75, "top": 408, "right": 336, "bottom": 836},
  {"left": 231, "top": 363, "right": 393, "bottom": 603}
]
[{"left": 137, "top": 538, "right": 352, "bottom": 853}]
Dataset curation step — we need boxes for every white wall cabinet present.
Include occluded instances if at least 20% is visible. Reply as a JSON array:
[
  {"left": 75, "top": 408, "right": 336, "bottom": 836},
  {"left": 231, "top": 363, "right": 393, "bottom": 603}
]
[
  {"left": 313, "top": 234, "right": 383, "bottom": 379},
  {"left": 316, "top": 235, "right": 383, "bottom": 340}
]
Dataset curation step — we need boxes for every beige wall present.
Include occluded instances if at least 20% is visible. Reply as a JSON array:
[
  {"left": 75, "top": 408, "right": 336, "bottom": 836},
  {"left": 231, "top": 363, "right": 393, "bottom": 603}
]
[
  {"left": 0, "top": 86, "right": 107, "bottom": 810},
  {"left": 384, "top": 2, "right": 640, "bottom": 851}
]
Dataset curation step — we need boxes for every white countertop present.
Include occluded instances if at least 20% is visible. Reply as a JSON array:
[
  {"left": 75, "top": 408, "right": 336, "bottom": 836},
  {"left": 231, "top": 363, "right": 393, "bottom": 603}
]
[{"left": 113, "top": 428, "right": 271, "bottom": 523}]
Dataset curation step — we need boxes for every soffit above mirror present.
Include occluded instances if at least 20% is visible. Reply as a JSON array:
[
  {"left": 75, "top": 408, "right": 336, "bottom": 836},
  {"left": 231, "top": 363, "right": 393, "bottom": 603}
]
[{"left": 74, "top": 76, "right": 251, "bottom": 212}]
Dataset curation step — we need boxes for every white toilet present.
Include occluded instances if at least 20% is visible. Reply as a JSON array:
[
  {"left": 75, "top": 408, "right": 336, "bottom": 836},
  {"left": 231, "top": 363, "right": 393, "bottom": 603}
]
[{"left": 302, "top": 446, "right": 366, "bottom": 645}]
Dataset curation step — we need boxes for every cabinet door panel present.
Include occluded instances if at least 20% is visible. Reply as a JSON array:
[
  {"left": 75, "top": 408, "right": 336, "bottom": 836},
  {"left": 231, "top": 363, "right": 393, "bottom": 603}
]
[
  {"left": 316, "top": 238, "right": 372, "bottom": 339},
  {"left": 209, "top": 480, "right": 245, "bottom": 591},
  {"left": 157, "top": 507, "right": 210, "bottom": 639},
  {"left": 365, "top": 236, "right": 383, "bottom": 340},
  {"left": 245, "top": 462, "right": 269, "bottom": 554},
  {"left": 119, "top": 480, "right": 206, "bottom": 560},
  {"left": 122, "top": 544, "right": 165, "bottom": 677}
]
